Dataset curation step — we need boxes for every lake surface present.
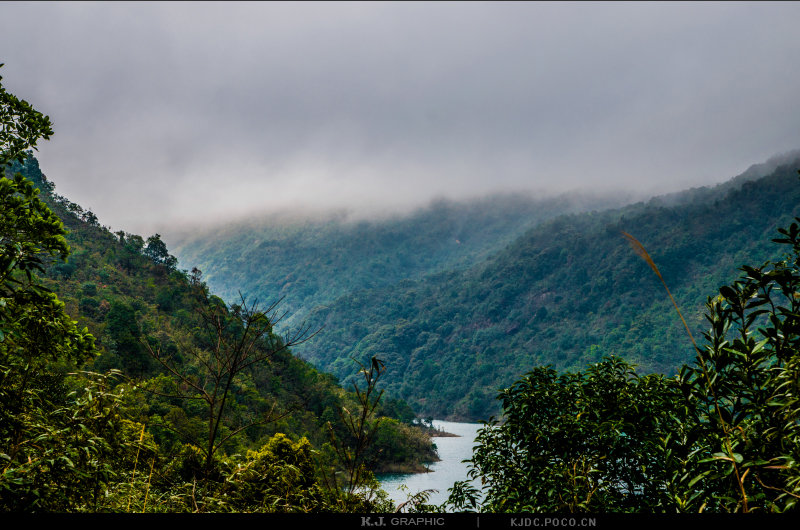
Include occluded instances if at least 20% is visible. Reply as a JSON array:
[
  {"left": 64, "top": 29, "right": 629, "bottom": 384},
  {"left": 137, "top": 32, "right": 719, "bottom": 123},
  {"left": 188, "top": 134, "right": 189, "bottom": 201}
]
[{"left": 377, "top": 420, "right": 483, "bottom": 509}]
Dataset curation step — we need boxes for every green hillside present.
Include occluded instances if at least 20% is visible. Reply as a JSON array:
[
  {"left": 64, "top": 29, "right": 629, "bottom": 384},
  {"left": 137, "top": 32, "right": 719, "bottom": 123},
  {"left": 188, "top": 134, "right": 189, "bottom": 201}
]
[
  {"left": 301, "top": 160, "right": 800, "bottom": 419},
  {"left": 170, "top": 147, "right": 800, "bottom": 421},
  {"left": 170, "top": 192, "right": 628, "bottom": 330},
  {"left": 2, "top": 153, "right": 435, "bottom": 511},
  {"left": 5, "top": 56, "right": 798, "bottom": 514}
]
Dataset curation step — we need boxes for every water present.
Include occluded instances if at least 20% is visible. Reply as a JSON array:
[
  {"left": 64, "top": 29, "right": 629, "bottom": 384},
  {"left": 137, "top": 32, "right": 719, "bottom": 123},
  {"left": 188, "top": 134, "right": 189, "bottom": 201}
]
[{"left": 377, "top": 420, "right": 483, "bottom": 509}]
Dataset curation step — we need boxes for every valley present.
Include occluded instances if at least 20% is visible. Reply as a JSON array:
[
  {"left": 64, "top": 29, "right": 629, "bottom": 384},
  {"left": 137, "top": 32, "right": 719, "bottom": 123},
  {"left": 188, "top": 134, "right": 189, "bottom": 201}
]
[
  {"left": 4, "top": 2, "right": 800, "bottom": 513},
  {"left": 172, "top": 151, "right": 800, "bottom": 419}
]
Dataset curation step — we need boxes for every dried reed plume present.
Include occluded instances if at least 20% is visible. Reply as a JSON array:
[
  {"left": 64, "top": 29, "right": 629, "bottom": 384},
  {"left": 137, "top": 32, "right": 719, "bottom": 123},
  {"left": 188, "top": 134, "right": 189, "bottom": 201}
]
[{"left": 621, "top": 231, "right": 701, "bottom": 355}]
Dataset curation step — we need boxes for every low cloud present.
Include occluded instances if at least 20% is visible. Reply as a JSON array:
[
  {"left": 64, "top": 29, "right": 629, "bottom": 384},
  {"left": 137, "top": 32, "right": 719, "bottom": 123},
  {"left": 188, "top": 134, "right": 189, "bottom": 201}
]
[{"left": 1, "top": 2, "right": 799, "bottom": 236}]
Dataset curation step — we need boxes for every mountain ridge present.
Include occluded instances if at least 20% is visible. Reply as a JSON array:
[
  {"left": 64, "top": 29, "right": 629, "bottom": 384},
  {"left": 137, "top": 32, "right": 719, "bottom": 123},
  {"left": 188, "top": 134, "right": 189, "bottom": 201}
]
[
  {"left": 170, "top": 150, "right": 800, "bottom": 420},
  {"left": 171, "top": 190, "right": 632, "bottom": 330},
  {"left": 294, "top": 155, "right": 800, "bottom": 419}
]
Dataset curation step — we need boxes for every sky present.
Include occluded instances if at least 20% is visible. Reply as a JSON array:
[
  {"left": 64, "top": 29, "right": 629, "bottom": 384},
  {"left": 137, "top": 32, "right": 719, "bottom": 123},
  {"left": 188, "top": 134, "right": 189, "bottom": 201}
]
[{"left": 2, "top": 1, "right": 800, "bottom": 237}]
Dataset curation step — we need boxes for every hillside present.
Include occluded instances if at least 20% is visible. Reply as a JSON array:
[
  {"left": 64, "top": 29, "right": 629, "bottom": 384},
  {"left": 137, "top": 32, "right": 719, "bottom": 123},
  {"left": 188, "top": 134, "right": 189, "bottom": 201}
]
[
  {"left": 301, "top": 157, "right": 800, "bottom": 419},
  {"left": 170, "top": 192, "right": 630, "bottom": 330},
  {"left": 3, "top": 154, "right": 435, "bottom": 501},
  {"left": 170, "top": 150, "right": 799, "bottom": 337},
  {"left": 168, "top": 149, "right": 800, "bottom": 420}
]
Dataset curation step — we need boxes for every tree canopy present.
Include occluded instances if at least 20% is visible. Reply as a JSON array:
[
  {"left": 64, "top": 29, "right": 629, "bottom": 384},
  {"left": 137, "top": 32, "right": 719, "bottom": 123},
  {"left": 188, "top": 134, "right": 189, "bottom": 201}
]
[
  {"left": 1, "top": 62, "right": 113, "bottom": 511},
  {"left": 1, "top": 67, "right": 435, "bottom": 512},
  {"left": 448, "top": 209, "right": 800, "bottom": 512}
]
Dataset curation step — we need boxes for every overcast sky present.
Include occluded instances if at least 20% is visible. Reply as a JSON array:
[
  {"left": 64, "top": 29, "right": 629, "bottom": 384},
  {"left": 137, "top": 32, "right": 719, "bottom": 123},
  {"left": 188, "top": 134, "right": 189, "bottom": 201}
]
[{"left": 2, "top": 1, "right": 800, "bottom": 236}]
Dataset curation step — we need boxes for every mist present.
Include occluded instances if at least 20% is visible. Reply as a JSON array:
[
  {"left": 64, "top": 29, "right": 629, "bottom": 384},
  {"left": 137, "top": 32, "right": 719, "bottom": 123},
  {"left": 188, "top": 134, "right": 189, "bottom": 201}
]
[{"left": 1, "top": 1, "right": 799, "bottom": 236}]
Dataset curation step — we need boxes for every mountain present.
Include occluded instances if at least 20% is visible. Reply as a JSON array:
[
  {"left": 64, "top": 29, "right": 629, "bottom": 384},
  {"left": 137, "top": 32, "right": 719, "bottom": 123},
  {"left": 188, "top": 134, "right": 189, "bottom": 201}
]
[
  {"left": 170, "top": 151, "right": 800, "bottom": 420},
  {"left": 170, "top": 192, "right": 630, "bottom": 330},
  {"left": 4, "top": 154, "right": 435, "bottom": 475},
  {"left": 303, "top": 157, "right": 800, "bottom": 419}
]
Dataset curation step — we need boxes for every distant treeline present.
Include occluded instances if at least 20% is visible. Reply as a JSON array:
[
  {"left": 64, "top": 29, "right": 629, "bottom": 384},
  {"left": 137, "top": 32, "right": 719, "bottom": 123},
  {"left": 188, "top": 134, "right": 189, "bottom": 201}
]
[{"left": 175, "top": 154, "right": 800, "bottom": 419}]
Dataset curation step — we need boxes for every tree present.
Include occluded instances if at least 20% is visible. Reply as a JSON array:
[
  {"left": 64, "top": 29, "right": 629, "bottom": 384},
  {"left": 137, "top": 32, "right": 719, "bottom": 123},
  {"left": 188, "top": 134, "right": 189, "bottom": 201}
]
[
  {"left": 0, "top": 64, "right": 65, "bottom": 302},
  {"left": 0, "top": 64, "right": 132, "bottom": 511},
  {"left": 449, "top": 208, "right": 800, "bottom": 513},
  {"left": 143, "top": 233, "right": 177, "bottom": 270},
  {"left": 224, "top": 433, "right": 322, "bottom": 512},
  {"left": 446, "top": 357, "right": 683, "bottom": 512},
  {"left": 0, "top": 64, "right": 53, "bottom": 168},
  {"left": 142, "top": 292, "right": 317, "bottom": 476},
  {"left": 326, "top": 357, "right": 386, "bottom": 495},
  {"left": 671, "top": 213, "right": 800, "bottom": 512}
]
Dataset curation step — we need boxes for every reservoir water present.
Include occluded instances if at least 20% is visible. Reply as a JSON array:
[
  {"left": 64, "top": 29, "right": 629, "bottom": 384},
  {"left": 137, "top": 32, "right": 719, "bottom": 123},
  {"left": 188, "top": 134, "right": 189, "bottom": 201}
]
[{"left": 377, "top": 420, "right": 483, "bottom": 509}]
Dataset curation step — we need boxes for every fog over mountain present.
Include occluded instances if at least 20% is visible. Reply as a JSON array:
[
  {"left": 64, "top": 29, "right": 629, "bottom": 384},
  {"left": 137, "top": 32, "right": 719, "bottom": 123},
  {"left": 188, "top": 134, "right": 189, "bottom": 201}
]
[{"left": 1, "top": 2, "right": 799, "bottom": 236}]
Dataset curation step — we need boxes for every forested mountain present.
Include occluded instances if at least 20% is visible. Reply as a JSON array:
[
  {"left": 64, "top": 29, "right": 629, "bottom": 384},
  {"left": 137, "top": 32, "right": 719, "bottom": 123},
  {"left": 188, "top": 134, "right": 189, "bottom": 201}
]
[
  {"left": 2, "top": 153, "right": 434, "bottom": 511},
  {"left": 302, "top": 159, "right": 800, "bottom": 419},
  {"left": 5, "top": 57, "right": 798, "bottom": 514},
  {"left": 170, "top": 150, "right": 800, "bottom": 420},
  {"left": 171, "top": 150, "right": 798, "bottom": 337},
  {"left": 171, "top": 192, "right": 630, "bottom": 330}
]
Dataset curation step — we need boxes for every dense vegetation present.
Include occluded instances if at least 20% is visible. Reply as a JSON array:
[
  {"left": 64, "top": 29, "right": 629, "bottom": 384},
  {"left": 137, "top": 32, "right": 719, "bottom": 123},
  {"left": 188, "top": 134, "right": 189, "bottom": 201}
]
[
  {"left": 0, "top": 68, "right": 435, "bottom": 512},
  {"left": 449, "top": 211, "right": 800, "bottom": 512},
  {"left": 4, "top": 62, "right": 800, "bottom": 514},
  {"left": 172, "top": 145, "right": 800, "bottom": 420},
  {"left": 171, "top": 191, "right": 627, "bottom": 331},
  {"left": 301, "top": 160, "right": 800, "bottom": 419}
]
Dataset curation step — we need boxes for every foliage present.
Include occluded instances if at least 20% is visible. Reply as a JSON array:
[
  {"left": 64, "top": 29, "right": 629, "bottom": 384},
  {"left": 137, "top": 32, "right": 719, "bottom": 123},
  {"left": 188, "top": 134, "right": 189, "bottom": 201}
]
[
  {"left": 1, "top": 66, "right": 130, "bottom": 511},
  {"left": 669, "top": 215, "right": 800, "bottom": 511},
  {"left": 1, "top": 68, "right": 433, "bottom": 512},
  {"left": 446, "top": 357, "right": 683, "bottom": 512},
  {"left": 0, "top": 173, "right": 68, "bottom": 299},
  {"left": 447, "top": 212, "right": 800, "bottom": 513},
  {"left": 0, "top": 371, "right": 139, "bottom": 511},
  {"left": 142, "top": 293, "right": 317, "bottom": 475},
  {"left": 300, "top": 160, "right": 800, "bottom": 419},
  {"left": 223, "top": 433, "right": 321, "bottom": 512},
  {"left": 0, "top": 64, "right": 53, "bottom": 168}
]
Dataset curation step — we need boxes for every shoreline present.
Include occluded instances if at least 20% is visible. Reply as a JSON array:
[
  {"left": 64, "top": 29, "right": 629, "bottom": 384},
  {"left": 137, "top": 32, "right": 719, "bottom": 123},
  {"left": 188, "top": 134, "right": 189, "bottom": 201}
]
[
  {"left": 430, "top": 429, "right": 459, "bottom": 437},
  {"left": 375, "top": 461, "right": 437, "bottom": 474},
  {"left": 376, "top": 420, "right": 483, "bottom": 507},
  {"left": 375, "top": 422, "right": 462, "bottom": 475}
]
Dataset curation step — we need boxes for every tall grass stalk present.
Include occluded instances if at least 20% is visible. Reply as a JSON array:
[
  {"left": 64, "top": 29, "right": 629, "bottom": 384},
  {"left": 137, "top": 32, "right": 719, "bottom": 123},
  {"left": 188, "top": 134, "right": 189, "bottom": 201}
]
[
  {"left": 621, "top": 232, "right": 701, "bottom": 355},
  {"left": 623, "top": 231, "right": 750, "bottom": 512},
  {"left": 143, "top": 455, "right": 155, "bottom": 513},
  {"left": 127, "top": 423, "right": 146, "bottom": 512}
]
